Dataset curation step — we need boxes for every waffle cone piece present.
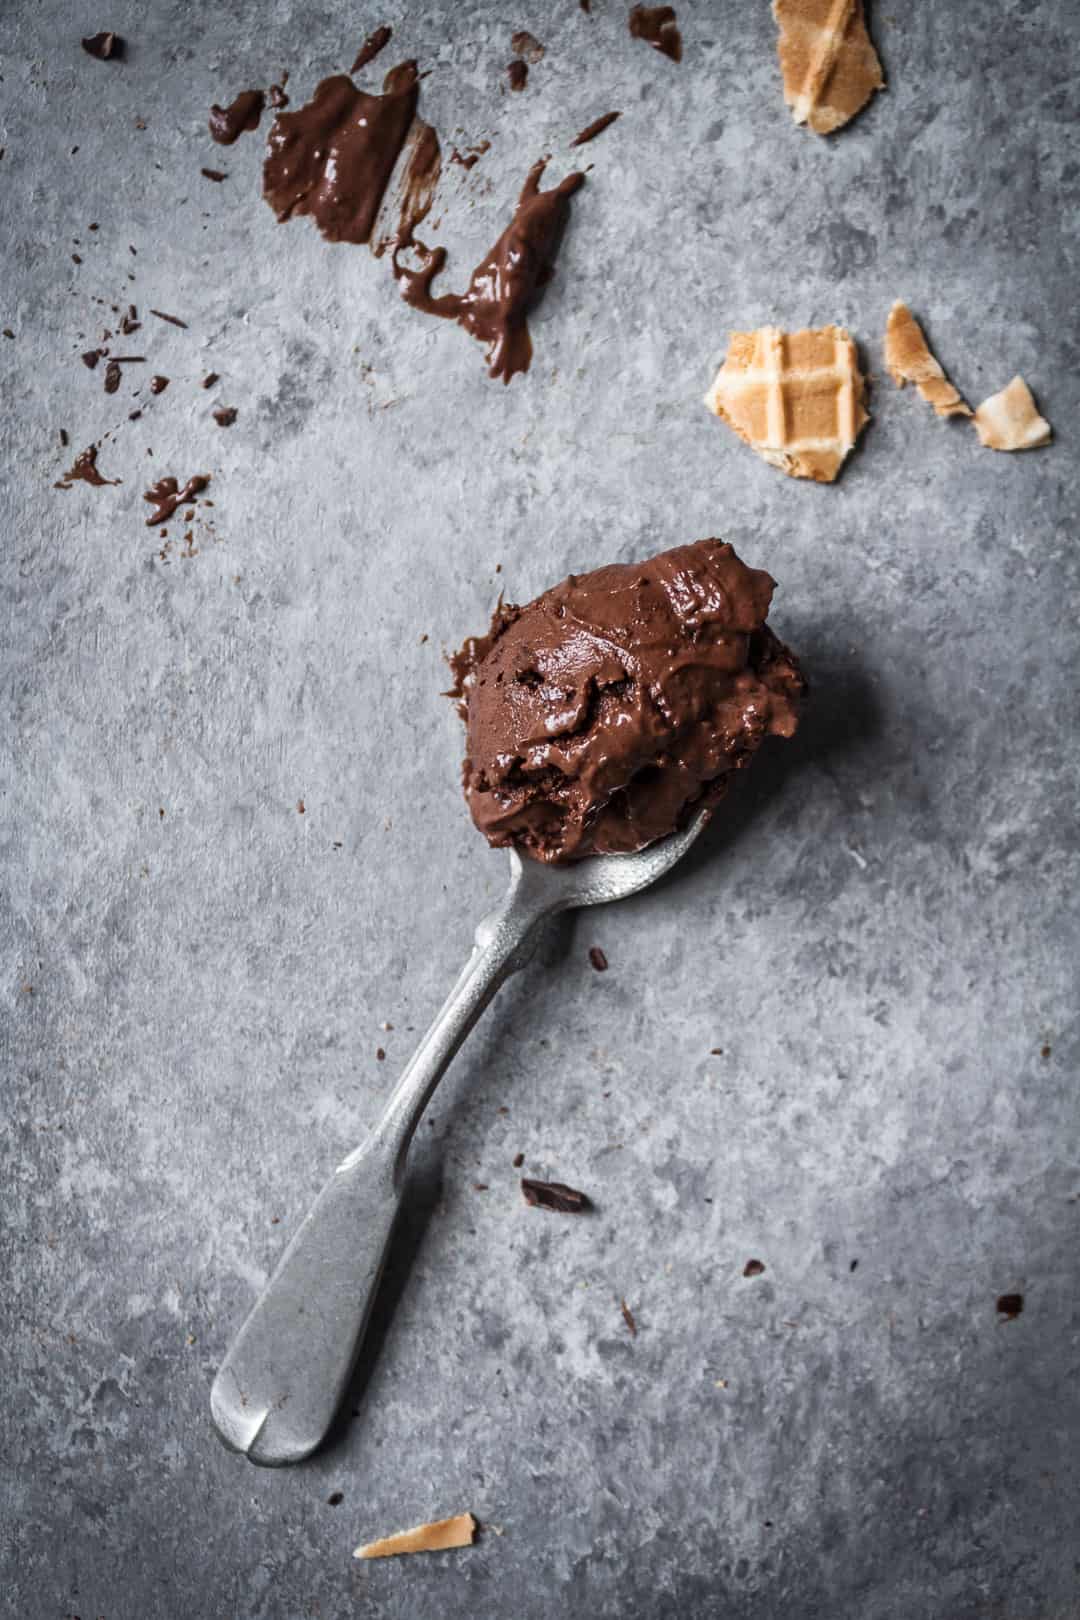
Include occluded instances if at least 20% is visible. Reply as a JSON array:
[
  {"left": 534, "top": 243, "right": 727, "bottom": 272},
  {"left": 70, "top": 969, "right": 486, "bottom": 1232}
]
[
  {"left": 354, "top": 1513, "right": 477, "bottom": 1560},
  {"left": 885, "top": 301, "right": 971, "bottom": 418},
  {"left": 704, "top": 325, "right": 869, "bottom": 483},
  {"left": 774, "top": 0, "right": 885, "bottom": 134},
  {"left": 974, "top": 376, "right": 1052, "bottom": 451}
]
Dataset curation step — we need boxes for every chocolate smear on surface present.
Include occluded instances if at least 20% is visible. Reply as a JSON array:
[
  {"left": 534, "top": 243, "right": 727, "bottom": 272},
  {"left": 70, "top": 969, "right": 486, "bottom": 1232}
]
[
  {"left": 55, "top": 445, "right": 120, "bottom": 489},
  {"left": 996, "top": 1293, "right": 1024, "bottom": 1320},
  {"left": 743, "top": 1259, "right": 766, "bottom": 1278},
  {"left": 521, "top": 1178, "right": 591, "bottom": 1214},
  {"left": 212, "top": 405, "right": 238, "bottom": 426},
  {"left": 628, "top": 4, "right": 682, "bottom": 62},
  {"left": 384, "top": 120, "right": 441, "bottom": 257},
  {"left": 209, "top": 89, "right": 265, "bottom": 145},
  {"left": 507, "top": 59, "right": 528, "bottom": 91},
  {"left": 144, "top": 473, "right": 210, "bottom": 526},
  {"left": 444, "top": 601, "right": 520, "bottom": 706},
  {"left": 588, "top": 946, "right": 608, "bottom": 972},
  {"left": 621, "top": 1299, "right": 638, "bottom": 1337},
  {"left": 351, "top": 24, "right": 393, "bottom": 73},
  {"left": 149, "top": 308, "right": 188, "bottom": 328},
  {"left": 396, "top": 158, "right": 584, "bottom": 384},
  {"left": 572, "top": 110, "right": 621, "bottom": 146},
  {"left": 263, "top": 62, "right": 419, "bottom": 245},
  {"left": 510, "top": 31, "right": 545, "bottom": 63},
  {"left": 82, "top": 31, "right": 123, "bottom": 60},
  {"left": 149, "top": 374, "right": 169, "bottom": 394},
  {"left": 201, "top": 167, "right": 227, "bottom": 182}
]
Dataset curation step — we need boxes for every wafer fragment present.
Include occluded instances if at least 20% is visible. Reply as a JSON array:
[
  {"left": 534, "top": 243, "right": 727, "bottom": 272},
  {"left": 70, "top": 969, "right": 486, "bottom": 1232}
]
[
  {"left": 973, "top": 376, "right": 1052, "bottom": 452},
  {"left": 884, "top": 301, "right": 971, "bottom": 418},
  {"left": 704, "top": 325, "right": 869, "bottom": 483},
  {"left": 774, "top": 0, "right": 884, "bottom": 135},
  {"left": 354, "top": 1512, "right": 477, "bottom": 1560}
]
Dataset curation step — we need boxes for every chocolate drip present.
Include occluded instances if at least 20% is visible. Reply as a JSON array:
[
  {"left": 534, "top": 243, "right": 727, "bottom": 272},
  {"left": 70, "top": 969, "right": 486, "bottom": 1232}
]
[{"left": 209, "top": 89, "right": 265, "bottom": 145}]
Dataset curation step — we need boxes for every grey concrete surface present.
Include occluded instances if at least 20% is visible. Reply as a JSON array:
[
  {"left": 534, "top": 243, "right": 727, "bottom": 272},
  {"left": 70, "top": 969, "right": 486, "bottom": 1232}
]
[{"left": 2, "top": 2, "right": 1079, "bottom": 1616}]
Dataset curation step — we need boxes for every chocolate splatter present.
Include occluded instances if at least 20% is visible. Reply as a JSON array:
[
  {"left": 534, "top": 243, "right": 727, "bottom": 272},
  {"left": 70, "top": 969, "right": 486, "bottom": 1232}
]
[
  {"left": 571, "top": 109, "right": 621, "bottom": 146},
  {"left": 209, "top": 89, "right": 265, "bottom": 145},
  {"left": 144, "top": 473, "right": 210, "bottom": 526},
  {"left": 201, "top": 167, "right": 227, "bottom": 182},
  {"left": 589, "top": 946, "right": 609, "bottom": 972},
  {"left": 628, "top": 4, "right": 682, "bottom": 62},
  {"left": 743, "top": 1259, "right": 766, "bottom": 1278},
  {"left": 149, "top": 375, "right": 169, "bottom": 394},
  {"left": 996, "top": 1293, "right": 1024, "bottom": 1320},
  {"left": 620, "top": 1299, "right": 638, "bottom": 1337},
  {"left": 507, "top": 59, "right": 528, "bottom": 91},
  {"left": 351, "top": 24, "right": 393, "bottom": 73},
  {"left": 149, "top": 309, "right": 188, "bottom": 328},
  {"left": 263, "top": 63, "right": 419, "bottom": 245},
  {"left": 511, "top": 30, "right": 545, "bottom": 63},
  {"left": 521, "top": 1178, "right": 591, "bottom": 1214},
  {"left": 212, "top": 405, "right": 237, "bottom": 426},
  {"left": 396, "top": 158, "right": 584, "bottom": 383},
  {"left": 55, "top": 445, "right": 120, "bottom": 489},
  {"left": 81, "top": 31, "right": 123, "bottom": 60}
]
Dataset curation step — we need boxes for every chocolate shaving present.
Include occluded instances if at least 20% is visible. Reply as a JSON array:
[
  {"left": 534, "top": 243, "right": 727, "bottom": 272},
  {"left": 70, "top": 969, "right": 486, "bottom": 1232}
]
[
  {"left": 521, "top": 1178, "right": 591, "bottom": 1214},
  {"left": 81, "top": 31, "right": 123, "bottom": 60},
  {"left": 201, "top": 167, "right": 227, "bottom": 182},
  {"left": 144, "top": 473, "right": 210, "bottom": 526},
  {"left": 628, "top": 5, "right": 682, "bottom": 62},
  {"left": 571, "top": 110, "right": 622, "bottom": 146},
  {"left": 149, "top": 308, "right": 188, "bottom": 328},
  {"left": 996, "top": 1293, "right": 1024, "bottom": 1319},
  {"left": 351, "top": 24, "right": 393, "bottom": 73},
  {"left": 588, "top": 946, "right": 608, "bottom": 972},
  {"left": 620, "top": 1299, "right": 638, "bottom": 1337},
  {"left": 59, "top": 428, "right": 69, "bottom": 446}
]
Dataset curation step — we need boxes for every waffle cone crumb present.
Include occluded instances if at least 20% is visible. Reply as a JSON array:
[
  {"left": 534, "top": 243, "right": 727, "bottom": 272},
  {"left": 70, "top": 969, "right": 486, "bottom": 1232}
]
[
  {"left": 774, "top": 0, "right": 884, "bottom": 135},
  {"left": 884, "top": 301, "right": 971, "bottom": 418},
  {"left": 973, "top": 376, "right": 1052, "bottom": 451},
  {"left": 354, "top": 1512, "right": 477, "bottom": 1560},
  {"left": 704, "top": 324, "right": 869, "bottom": 482}
]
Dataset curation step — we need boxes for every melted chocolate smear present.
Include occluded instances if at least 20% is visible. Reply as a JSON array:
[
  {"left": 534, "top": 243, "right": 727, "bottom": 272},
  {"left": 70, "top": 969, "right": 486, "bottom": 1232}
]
[
  {"left": 263, "top": 63, "right": 419, "bottom": 245},
  {"left": 351, "top": 24, "right": 393, "bottom": 74},
  {"left": 201, "top": 167, "right": 227, "bottom": 182},
  {"left": 55, "top": 445, "right": 120, "bottom": 488},
  {"left": 449, "top": 139, "right": 490, "bottom": 171},
  {"left": 507, "top": 59, "right": 528, "bottom": 91},
  {"left": 208, "top": 89, "right": 265, "bottom": 146},
  {"left": 212, "top": 405, "right": 237, "bottom": 426},
  {"left": 628, "top": 5, "right": 682, "bottom": 62},
  {"left": 82, "top": 31, "right": 123, "bottom": 60},
  {"left": 144, "top": 473, "right": 210, "bottom": 526},
  {"left": 385, "top": 120, "right": 441, "bottom": 259},
  {"left": 571, "top": 109, "right": 622, "bottom": 146},
  {"left": 396, "top": 159, "right": 584, "bottom": 384},
  {"left": 510, "top": 31, "right": 545, "bottom": 63},
  {"left": 521, "top": 1178, "right": 591, "bottom": 1214},
  {"left": 149, "top": 308, "right": 188, "bottom": 328},
  {"left": 268, "top": 83, "right": 289, "bottom": 109},
  {"left": 150, "top": 374, "right": 169, "bottom": 394}
]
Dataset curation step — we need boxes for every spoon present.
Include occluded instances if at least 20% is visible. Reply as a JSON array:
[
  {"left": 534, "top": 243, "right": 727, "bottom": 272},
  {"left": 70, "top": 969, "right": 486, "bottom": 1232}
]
[{"left": 210, "top": 808, "right": 710, "bottom": 1466}]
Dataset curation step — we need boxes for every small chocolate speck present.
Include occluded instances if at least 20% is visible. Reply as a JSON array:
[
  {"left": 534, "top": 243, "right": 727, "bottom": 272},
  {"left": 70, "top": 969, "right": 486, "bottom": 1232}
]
[
  {"left": 1040, "top": 1044, "right": 1051, "bottom": 1059},
  {"left": 512, "top": 1152, "right": 524, "bottom": 1169},
  {"left": 201, "top": 167, "right": 227, "bottom": 182},
  {"left": 710, "top": 1047, "right": 723, "bottom": 1055},
  {"left": 850, "top": 1259, "right": 859, "bottom": 1272},
  {"left": 72, "top": 253, "right": 83, "bottom": 264},
  {"left": 327, "top": 1491, "right": 344, "bottom": 1506},
  {"left": 128, "top": 409, "right": 142, "bottom": 421},
  {"left": 269, "top": 83, "right": 289, "bottom": 109},
  {"left": 149, "top": 308, "right": 187, "bottom": 328},
  {"left": 588, "top": 946, "right": 608, "bottom": 972},
  {"left": 743, "top": 1259, "right": 765, "bottom": 1278},
  {"left": 82, "top": 30, "right": 123, "bottom": 60},
  {"left": 212, "top": 405, "right": 237, "bottom": 427},
  {"left": 507, "top": 59, "right": 528, "bottom": 91},
  {"left": 473, "top": 1182, "right": 489, "bottom": 1192},
  {"left": 350, "top": 24, "right": 393, "bottom": 74},
  {"left": 510, "top": 30, "right": 545, "bottom": 62},
  {"left": 376, "top": 1047, "right": 386, "bottom": 1061},
  {"left": 202, "top": 372, "right": 219, "bottom": 389},
  {"left": 996, "top": 1292, "right": 1023, "bottom": 1319},
  {"left": 521, "top": 1178, "right": 591, "bottom": 1214},
  {"left": 88, "top": 222, "right": 98, "bottom": 230},
  {"left": 149, "top": 375, "right": 169, "bottom": 395},
  {"left": 297, "top": 798, "right": 305, "bottom": 814},
  {"left": 620, "top": 1298, "right": 638, "bottom": 1337}
]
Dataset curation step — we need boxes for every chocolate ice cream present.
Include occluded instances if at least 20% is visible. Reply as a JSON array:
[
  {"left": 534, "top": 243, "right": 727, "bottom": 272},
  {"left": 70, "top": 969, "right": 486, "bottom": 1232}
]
[{"left": 450, "top": 539, "right": 803, "bottom": 863}]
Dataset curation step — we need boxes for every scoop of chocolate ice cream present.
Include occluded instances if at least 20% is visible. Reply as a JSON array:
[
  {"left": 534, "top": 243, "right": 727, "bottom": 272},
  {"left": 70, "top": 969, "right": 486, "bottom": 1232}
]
[{"left": 450, "top": 539, "right": 804, "bottom": 863}]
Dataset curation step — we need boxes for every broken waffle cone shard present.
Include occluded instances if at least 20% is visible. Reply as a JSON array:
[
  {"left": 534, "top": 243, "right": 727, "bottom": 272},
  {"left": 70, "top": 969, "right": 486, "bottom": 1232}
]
[
  {"left": 773, "top": 0, "right": 885, "bottom": 135},
  {"left": 973, "top": 375, "right": 1052, "bottom": 451},
  {"left": 703, "top": 324, "right": 869, "bottom": 483},
  {"left": 354, "top": 1512, "right": 477, "bottom": 1560},
  {"left": 884, "top": 301, "right": 972, "bottom": 418}
]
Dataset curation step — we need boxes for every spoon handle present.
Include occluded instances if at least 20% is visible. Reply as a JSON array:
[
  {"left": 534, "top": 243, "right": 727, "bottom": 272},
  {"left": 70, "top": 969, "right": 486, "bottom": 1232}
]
[{"left": 210, "top": 862, "right": 547, "bottom": 1466}]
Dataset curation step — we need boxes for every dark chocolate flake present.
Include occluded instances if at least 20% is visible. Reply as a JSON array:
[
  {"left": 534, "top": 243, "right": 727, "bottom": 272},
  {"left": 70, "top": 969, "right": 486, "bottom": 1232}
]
[
  {"left": 521, "top": 1178, "right": 591, "bottom": 1214},
  {"left": 743, "top": 1259, "right": 766, "bottom": 1278},
  {"left": 149, "top": 308, "right": 188, "bottom": 328},
  {"left": 996, "top": 1293, "right": 1023, "bottom": 1320},
  {"left": 620, "top": 1299, "right": 638, "bottom": 1337},
  {"left": 212, "top": 405, "right": 237, "bottom": 426},
  {"left": 201, "top": 167, "right": 227, "bottom": 182},
  {"left": 588, "top": 946, "right": 608, "bottom": 972},
  {"left": 82, "top": 31, "right": 123, "bottom": 60}
]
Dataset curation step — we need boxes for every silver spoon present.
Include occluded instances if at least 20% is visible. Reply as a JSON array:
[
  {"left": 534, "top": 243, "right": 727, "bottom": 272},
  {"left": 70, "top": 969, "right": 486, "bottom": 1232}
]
[{"left": 210, "top": 809, "right": 710, "bottom": 1466}]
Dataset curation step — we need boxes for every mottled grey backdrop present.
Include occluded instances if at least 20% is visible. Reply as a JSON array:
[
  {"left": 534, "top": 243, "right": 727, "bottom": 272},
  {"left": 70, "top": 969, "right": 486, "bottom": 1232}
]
[{"left": 2, "top": 2, "right": 1078, "bottom": 1617}]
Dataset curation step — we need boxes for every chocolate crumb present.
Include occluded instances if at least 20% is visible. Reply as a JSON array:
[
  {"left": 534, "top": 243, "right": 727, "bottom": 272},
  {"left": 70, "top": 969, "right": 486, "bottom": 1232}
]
[
  {"left": 89, "top": 222, "right": 99, "bottom": 230},
  {"left": 996, "top": 1292, "right": 1024, "bottom": 1319},
  {"left": 201, "top": 167, "right": 227, "bottom": 182},
  {"left": 119, "top": 305, "right": 140, "bottom": 334},
  {"left": 149, "top": 308, "right": 188, "bottom": 329},
  {"left": 473, "top": 1182, "right": 489, "bottom": 1192},
  {"left": 297, "top": 798, "right": 305, "bottom": 814},
  {"left": 850, "top": 1259, "right": 858, "bottom": 1272},
  {"left": 1040, "top": 1044, "right": 1052, "bottom": 1059},
  {"left": 129, "top": 409, "right": 142, "bottom": 420},
  {"left": 351, "top": 24, "right": 393, "bottom": 73},
  {"left": 72, "top": 253, "right": 82, "bottom": 264},
  {"left": 521, "top": 1178, "right": 591, "bottom": 1214},
  {"left": 327, "top": 1491, "right": 344, "bottom": 1506},
  {"left": 271, "top": 1214, "right": 280, "bottom": 1223},
  {"left": 2, "top": 328, "right": 14, "bottom": 340},
  {"left": 103, "top": 359, "right": 122, "bottom": 393},
  {"left": 512, "top": 1152, "right": 524, "bottom": 1168},
  {"left": 743, "top": 1259, "right": 766, "bottom": 1278},
  {"left": 202, "top": 372, "right": 219, "bottom": 389},
  {"left": 376, "top": 1047, "right": 386, "bottom": 1061},
  {"left": 588, "top": 946, "right": 608, "bottom": 972},
  {"left": 571, "top": 110, "right": 622, "bottom": 146},
  {"left": 507, "top": 59, "right": 528, "bottom": 91},
  {"left": 212, "top": 405, "right": 238, "bottom": 426},
  {"left": 628, "top": 5, "right": 682, "bottom": 62},
  {"left": 81, "top": 349, "right": 105, "bottom": 368},
  {"left": 149, "top": 375, "right": 169, "bottom": 394},
  {"left": 510, "top": 30, "right": 545, "bottom": 63},
  {"left": 82, "top": 31, "right": 123, "bottom": 60},
  {"left": 59, "top": 428, "right": 69, "bottom": 446},
  {"left": 620, "top": 1298, "right": 638, "bottom": 1337}
]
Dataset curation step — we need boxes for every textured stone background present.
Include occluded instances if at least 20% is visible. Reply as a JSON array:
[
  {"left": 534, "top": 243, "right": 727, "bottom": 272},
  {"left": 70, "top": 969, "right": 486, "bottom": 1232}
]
[{"left": 2, "top": 3, "right": 1079, "bottom": 1617}]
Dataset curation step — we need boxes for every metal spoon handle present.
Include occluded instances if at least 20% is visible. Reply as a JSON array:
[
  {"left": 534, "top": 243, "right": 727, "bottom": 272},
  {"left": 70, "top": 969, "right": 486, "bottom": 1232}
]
[{"left": 209, "top": 866, "right": 547, "bottom": 1466}]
